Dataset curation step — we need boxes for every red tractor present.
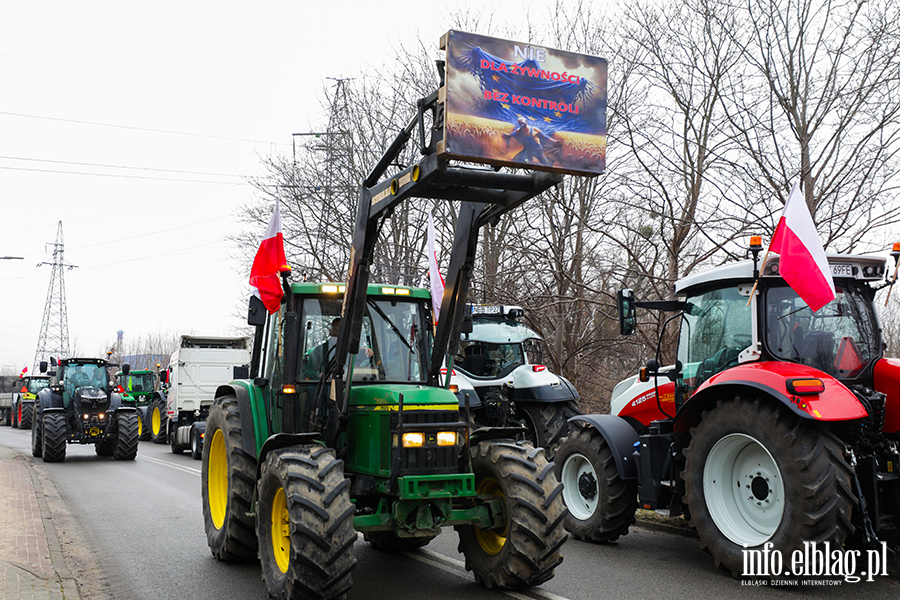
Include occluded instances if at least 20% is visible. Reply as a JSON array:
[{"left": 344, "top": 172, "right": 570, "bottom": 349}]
[{"left": 556, "top": 241, "right": 900, "bottom": 576}]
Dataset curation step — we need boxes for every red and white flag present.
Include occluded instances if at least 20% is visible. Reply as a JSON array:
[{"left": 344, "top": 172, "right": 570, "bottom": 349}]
[
  {"left": 249, "top": 199, "right": 290, "bottom": 314},
  {"left": 427, "top": 212, "right": 445, "bottom": 322},
  {"left": 19, "top": 364, "right": 27, "bottom": 378},
  {"left": 769, "top": 183, "right": 835, "bottom": 312}
]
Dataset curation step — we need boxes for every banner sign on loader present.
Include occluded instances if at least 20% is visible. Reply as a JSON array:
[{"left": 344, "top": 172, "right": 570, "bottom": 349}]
[{"left": 440, "top": 30, "right": 607, "bottom": 176}]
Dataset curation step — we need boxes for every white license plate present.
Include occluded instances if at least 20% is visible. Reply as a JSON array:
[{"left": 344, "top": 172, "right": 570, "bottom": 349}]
[
  {"left": 472, "top": 305, "right": 501, "bottom": 314},
  {"left": 831, "top": 264, "right": 854, "bottom": 277}
]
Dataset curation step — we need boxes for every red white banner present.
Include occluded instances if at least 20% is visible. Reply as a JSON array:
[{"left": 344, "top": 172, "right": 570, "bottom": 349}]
[
  {"left": 769, "top": 183, "right": 835, "bottom": 312},
  {"left": 249, "top": 199, "right": 290, "bottom": 314},
  {"left": 427, "top": 212, "right": 445, "bottom": 321}
]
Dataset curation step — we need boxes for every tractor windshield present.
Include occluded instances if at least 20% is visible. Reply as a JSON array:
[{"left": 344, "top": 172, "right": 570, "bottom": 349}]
[
  {"left": 25, "top": 378, "right": 49, "bottom": 394},
  {"left": 677, "top": 285, "right": 753, "bottom": 397},
  {"left": 764, "top": 283, "right": 881, "bottom": 379},
  {"left": 299, "top": 296, "right": 430, "bottom": 383},
  {"left": 126, "top": 372, "right": 155, "bottom": 393}
]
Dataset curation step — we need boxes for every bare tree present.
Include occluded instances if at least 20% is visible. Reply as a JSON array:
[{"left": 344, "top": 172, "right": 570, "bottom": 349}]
[{"left": 719, "top": 0, "right": 900, "bottom": 252}]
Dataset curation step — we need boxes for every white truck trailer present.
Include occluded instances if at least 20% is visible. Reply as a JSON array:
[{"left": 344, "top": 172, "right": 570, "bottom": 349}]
[{"left": 150, "top": 336, "right": 250, "bottom": 459}]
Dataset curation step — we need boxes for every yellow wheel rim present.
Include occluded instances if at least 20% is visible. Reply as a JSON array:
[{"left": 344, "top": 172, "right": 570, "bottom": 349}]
[
  {"left": 271, "top": 487, "right": 291, "bottom": 573},
  {"left": 152, "top": 407, "right": 161, "bottom": 436},
  {"left": 474, "top": 477, "right": 507, "bottom": 555},
  {"left": 137, "top": 416, "right": 143, "bottom": 437},
  {"left": 208, "top": 429, "right": 227, "bottom": 529}
]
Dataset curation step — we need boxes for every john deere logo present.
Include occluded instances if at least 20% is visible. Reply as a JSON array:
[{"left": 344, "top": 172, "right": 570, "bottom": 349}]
[{"left": 89, "top": 427, "right": 101, "bottom": 437}]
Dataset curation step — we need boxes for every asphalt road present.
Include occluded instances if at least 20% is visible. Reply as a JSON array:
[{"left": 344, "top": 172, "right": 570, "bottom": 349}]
[{"left": 2, "top": 425, "right": 899, "bottom": 600}]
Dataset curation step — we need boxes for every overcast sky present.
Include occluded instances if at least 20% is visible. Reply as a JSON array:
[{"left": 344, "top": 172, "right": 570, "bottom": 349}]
[{"left": 0, "top": 1, "right": 557, "bottom": 372}]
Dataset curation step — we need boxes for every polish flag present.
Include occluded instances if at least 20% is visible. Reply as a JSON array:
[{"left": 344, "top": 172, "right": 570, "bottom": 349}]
[
  {"left": 19, "top": 365, "right": 27, "bottom": 378},
  {"left": 769, "top": 183, "right": 835, "bottom": 311},
  {"left": 427, "top": 212, "right": 445, "bottom": 322},
  {"left": 249, "top": 199, "right": 290, "bottom": 314}
]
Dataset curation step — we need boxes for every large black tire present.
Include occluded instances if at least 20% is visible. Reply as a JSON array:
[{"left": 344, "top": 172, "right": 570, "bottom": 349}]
[
  {"left": 190, "top": 428, "right": 203, "bottom": 460},
  {"left": 137, "top": 407, "right": 152, "bottom": 441},
  {"left": 202, "top": 396, "right": 258, "bottom": 561},
  {"left": 31, "top": 408, "right": 43, "bottom": 458},
  {"left": 95, "top": 438, "right": 115, "bottom": 456},
  {"left": 42, "top": 413, "right": 67, "bottom": 463},
  {"left": 150, "top": 397, "right": 168, "bottom": 444},
  {"left": 171, "top": 429, "right": 186, "bottom": 454},
  {"left": 517, "top": 400, "right": 580, "bottom": 457},
  {"left": 456, "top": 440, "right": 567, "bottom": 589},
  {"left": 257, "top": 446, "right": 356, "bottom": 600},
  {"left": 114, "top": 411, "right": 139, "bottom": 460},
  {"left": 363, "top": 531, "right": 435, "bottom": 551},
  {"left": 12, "top": 402, "right": 18, "bottom": 428},
  {"left": 556, "top": 425, "right": 636, "bottom": 543},
  {"left": 683, "top": 396, "right": 855, "bottom": 577},
  {"left": 18, "top": 402, "right": 33, "bottom": 430}
]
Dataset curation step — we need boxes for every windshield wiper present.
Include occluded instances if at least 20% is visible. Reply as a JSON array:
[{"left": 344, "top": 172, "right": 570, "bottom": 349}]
[{"left": 366, "top": 299, "right": 414, "bottom": 353}]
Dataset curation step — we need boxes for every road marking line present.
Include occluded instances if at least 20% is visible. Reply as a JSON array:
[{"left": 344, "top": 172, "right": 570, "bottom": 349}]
[
  {"left": 412, "top": 547, "right": 573, "bottom": 600},
  {"left": 138, "top": 454, "right": 201, "bottom": 475}
]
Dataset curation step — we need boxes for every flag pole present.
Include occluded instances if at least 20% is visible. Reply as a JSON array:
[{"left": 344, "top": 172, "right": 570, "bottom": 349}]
[
  {"left": 746, "top": 236, "right": 767, "bottom": 307},
  {"left": 884, "top": 243, "right": 900, "bottom": 307}
]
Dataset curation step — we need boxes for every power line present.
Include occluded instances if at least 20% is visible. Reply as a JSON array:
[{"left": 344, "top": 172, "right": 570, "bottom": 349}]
[
  {"left": 0, "top": 154, "right": 247, "bottom": 179},
  {"left": 0, "top": 164, "right": 242, "bottom": 184},
  {"left": 0, "top": 110, "right": 290, "bottom": 146}
]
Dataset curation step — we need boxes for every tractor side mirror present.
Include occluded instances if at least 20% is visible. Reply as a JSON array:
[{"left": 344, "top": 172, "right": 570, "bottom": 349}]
[
  {"left": 40, "top": 361, "right": 48, "bottom": 373},
  {"left": 618, "top": 289, "right": 636, "bottom": 336},
  {"left": 159, "top": 370, "right": 169, "bottom": 384},
  {"left": 122, "top": 363, "right": 131, "bottom": 376},
  {"left": 460, "top": 316, "right": 473, "bottom": 335},
  {"left": 248, "top": 294, "right": 267, "bottom": 326},
  {"left": 50, "top": 357, "right": 58, "bottom": 367}
]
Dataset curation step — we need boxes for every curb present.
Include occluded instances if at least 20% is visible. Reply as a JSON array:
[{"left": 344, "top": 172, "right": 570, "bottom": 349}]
[{"left": 24, "top": 460, "right": 81, "bottom": 600}]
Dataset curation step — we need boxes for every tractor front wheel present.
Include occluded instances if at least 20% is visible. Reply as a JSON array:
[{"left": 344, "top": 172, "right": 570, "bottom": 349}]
[
  {"left": 18, "top": 403, "right": 33, "bottom": 430},
  {"left": 556, "top": 425, "right": 636, "bottom": 542},
  {"left": 31, "top": 409, "right": 43, "bottom": 458},
  {"left": 257, "top": 446, "right": 356, "bottom": 600},
  {"left": 517, "top": 400, "right": 580, "bottom": 458},
  {"left": 114, "top": 411, "right": 139, "bottom": 460},
  {"left": 150, "top": 397, "right": 168, "bottom": 444},
  {"left": 42, "top": 413, "right": 67, "bottom": 463},
  {"left": 202, "top": 396, "right": 258, "bottom": 561},
  {"left": 684, "top": 396, "right": 855, "bottom": 577},
  {"left": 456, "top": 440, "right": 567, "bottom": 589}
]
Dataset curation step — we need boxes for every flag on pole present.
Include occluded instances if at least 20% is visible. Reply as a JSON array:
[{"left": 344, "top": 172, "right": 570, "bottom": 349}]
[
  {"left": 769, "top": 183, "right": 835, "bottom": 312},
  {"left": 249, "top": 199, "right": 290, "bottom": 314},
  {"left": 19, "top": 365, "right": 27, "bottom": 378},
  {"left": 427, "top": 213, "right": 445, "bottom": 322}
]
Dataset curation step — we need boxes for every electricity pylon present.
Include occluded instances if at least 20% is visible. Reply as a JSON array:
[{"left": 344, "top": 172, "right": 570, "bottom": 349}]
[{"left": 33, "top": 221, "right": 76, "bottom": 370}]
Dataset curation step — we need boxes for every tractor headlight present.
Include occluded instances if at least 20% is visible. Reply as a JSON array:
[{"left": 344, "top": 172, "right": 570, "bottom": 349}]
[
  {"left": 436, "top": 431, "right": 457, "bottom": 446},
  {"left": 401, "top": 432, "right": 425, "bottom": 447},
  {"left": 83, "top": 413, "right": 89, "bottom": 420}
]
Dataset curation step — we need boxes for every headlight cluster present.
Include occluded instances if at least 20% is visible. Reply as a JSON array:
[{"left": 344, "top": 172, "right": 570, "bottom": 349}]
[{"left": 401, "top": 431, "right": 457, "bottom": 447}]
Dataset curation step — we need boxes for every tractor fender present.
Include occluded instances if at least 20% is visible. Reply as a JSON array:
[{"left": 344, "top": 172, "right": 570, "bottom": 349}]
[
  {"left": 567, "top": 414, "right": 639, "bottom": 480},
  {"left": 108, "top": 392, "right": 124, "bottom": 412},
  {"left": 36, "top": 388, "right": 63, "bottom": 411},
  {"left": 674, "top": 361, "right": 867, "bottom": 433},
  {"left": 216, "top": 383, "right": 259, "bottom": 460}
]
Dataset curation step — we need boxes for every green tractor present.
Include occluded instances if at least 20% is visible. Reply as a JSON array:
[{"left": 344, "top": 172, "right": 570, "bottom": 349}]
[
  {"left": 200, "top": 38, "right": 584, "bottom": 597},
  {"left": 116, "top": 368, "right": 159, "bottom": 441}
]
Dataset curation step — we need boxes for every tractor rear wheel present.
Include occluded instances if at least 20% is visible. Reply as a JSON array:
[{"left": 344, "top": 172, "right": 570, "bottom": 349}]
[
  {"left": 31, "top": 409, "right": 43, "bottom": 458},
  {"left": 202, "top": 396, "right": 258, "bottom": 561},
  {"left": 95, "top": 438, "right": 115, "bottom": 456},
  {"left": 150, "top": 397, "right": 168, "bottom": 444},
  {"left": 457, "top": 440, "right": 567, "bottom": 589},
  {"left": 42, "top": 413, "right": 67, "bottom": 463},
  {"left": 18, "top": 403, "right": 33, "bottom": 430},
  {"left": 363, "top": 531, "right": 435, "bottom": 551},
  {"left": 556, "top": 425, "right": 636, "bottom": 542},
  {"left": 12, "top": 403, "right": 18, "bottom": 428},
  {"left": 114, "top": 411, "right": 139, "bottom": 460},
  {"left": 684, "top": 396, "right": 855, "bottom": 577},
  {"left": 257, "top": 446, "right": 356, "bottom": 600},
  {"left": 137, "top": 407, "right": 151, "bottom": 441},
  {"left": 517, "top": 400, "right": 580, "bottom": 458}
]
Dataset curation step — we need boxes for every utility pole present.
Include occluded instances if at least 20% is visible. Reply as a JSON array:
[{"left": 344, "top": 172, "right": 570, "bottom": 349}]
[{"left": 33, "top": 221, "right": 76, "bottom": 370}]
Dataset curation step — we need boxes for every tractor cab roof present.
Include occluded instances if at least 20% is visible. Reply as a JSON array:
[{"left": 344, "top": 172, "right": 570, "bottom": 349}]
[{"left": 675, "top": 253, "right": 888, "bottom": 297}]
